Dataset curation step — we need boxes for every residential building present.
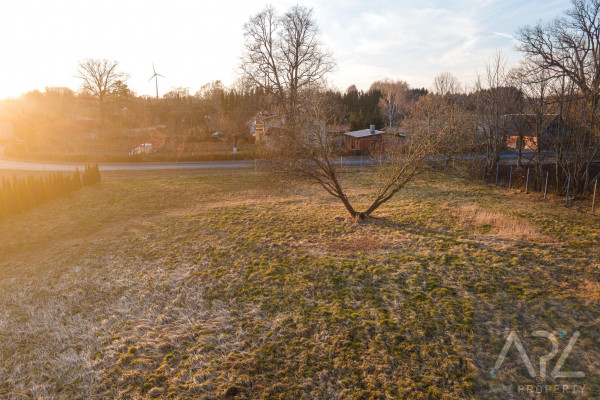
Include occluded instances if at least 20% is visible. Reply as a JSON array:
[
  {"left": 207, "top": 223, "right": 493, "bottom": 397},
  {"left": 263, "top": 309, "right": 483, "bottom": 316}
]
[{"left": 343, "top": 125, "right": 385, "bottom": 153}]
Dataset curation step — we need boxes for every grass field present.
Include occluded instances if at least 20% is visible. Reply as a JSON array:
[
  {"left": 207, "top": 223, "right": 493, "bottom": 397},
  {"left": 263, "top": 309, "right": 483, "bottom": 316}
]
[{"left": 1, "top": 168, "right": 599, "bottom": 399}]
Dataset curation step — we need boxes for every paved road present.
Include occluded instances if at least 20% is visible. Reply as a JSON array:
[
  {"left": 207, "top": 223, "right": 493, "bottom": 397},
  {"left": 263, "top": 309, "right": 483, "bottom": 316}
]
[
  {"left": 0, "top": 157, "right": 372, "bottom": 172},
  {"left": 0, "top": 159, "right": 260, "bottom": 171},
  {"left": 0, "top": 152, "right": 547, "bottom": 172}
]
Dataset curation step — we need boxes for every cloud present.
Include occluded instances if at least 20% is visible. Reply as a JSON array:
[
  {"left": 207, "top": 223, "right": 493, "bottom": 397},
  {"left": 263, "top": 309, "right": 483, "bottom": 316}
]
[
  {"left": 319, "top": 3, "right": 488, "bottom": 90},
  {"left": 313, "top": 0, "right": 573, "bottom": 91},
  {"left": 493, "top": 31, "right": 519, "bottom": 44}
]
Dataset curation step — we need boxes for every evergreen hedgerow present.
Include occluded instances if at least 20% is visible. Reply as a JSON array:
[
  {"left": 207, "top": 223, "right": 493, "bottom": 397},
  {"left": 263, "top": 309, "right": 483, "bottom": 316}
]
[{"left": 0, "top": 166, "right": 99, "bottom": 221}]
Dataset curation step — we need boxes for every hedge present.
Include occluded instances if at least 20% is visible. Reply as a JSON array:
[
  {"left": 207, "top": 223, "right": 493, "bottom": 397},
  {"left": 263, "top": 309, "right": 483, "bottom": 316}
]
[{"left": 0, "top": 164, "right": 101, "bottom": 221}]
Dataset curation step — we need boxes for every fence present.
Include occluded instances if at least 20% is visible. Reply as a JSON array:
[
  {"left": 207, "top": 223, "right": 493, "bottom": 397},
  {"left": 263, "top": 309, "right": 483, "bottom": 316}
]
[{"left": 447, "top": 158, "right": 599, "bottom": 211}]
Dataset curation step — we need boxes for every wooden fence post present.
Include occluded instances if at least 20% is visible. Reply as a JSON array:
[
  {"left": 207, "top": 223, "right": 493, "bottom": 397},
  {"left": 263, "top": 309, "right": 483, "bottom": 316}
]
[
  {"left": 593, "top": 179, "right": 598, "bottom": 212},
  {"left": 509, "top": 166, "right": 513, "bottom": 189},
  {"left": 565, "top": 174, "right": 572, "bottom": 205},
  {"left": 495, "top": 164, "right": 499, "bottom": 186},
  {"left": 544, "top": 171, "right": 549, "bottom": 200},
  {"left": 525, "top": 168, "right": 530, "bottom": 194}
]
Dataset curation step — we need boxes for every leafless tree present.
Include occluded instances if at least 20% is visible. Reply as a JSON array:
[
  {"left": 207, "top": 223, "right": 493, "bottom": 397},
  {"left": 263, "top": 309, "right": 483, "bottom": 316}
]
[
  {"left": 553, "top": 77, "right": 600, "bottom": 193},
  {"left": 240, "top": 5, "right": 335, "bottom": 108},
  {"left": 510, "top": 63, "right": 558, "bottom": 182},
  {"left": 517, "top": 0, "right": 600, "bottom": 101},
  {"left": 474, "top": 52, "right": 521, "bottom": 170},
  {"left": 76, "top": 58, "right": 129, "bottom": 123},
  {"left": 264, "top": 91, "right": 463, "bottom": 219},
  {"left": 163, "top": 87, "right": 190, "bottom": 100},
  {"left": 368, "top": 94, "right": 469, "bottom": 211},
  {"left": 243, "top": 6, "right": 460, "bottom": 219},
  {"left": 518, "top": 0, "right": 600, "bottom": 191},
  {"left": 433, "top": 72, "right": 462, "bottom": 97},
  {"left": 370, "top": 79, "right": 410, "bottom": 131}
]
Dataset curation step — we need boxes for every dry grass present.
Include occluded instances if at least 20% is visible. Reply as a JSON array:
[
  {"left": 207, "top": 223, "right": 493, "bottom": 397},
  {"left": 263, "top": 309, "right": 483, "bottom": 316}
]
[
  {"left": 453, "top": 203, "right": 549, "bottom": 242},
  {"left": 0, "top": 168, "right": 599, "bottom": 399},
  {"left": 326, "top": 232, "right": 390, "bottom": 253}
]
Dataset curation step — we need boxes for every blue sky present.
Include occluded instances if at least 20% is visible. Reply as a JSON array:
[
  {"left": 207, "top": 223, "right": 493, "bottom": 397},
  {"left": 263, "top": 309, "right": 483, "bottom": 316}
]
[{"left": 0, "top": 0, "right": 571, "bottom": 99}]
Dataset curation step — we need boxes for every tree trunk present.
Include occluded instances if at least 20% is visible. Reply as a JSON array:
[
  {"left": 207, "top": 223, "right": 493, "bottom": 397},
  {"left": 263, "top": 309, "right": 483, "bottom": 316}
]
[{"left": 340, "top": 195, "right": 357, "bottom": 218}]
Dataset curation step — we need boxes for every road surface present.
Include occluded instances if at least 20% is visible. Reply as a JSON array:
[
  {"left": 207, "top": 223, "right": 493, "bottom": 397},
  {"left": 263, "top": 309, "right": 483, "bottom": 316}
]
[
  {"left": 0, "top": 152, "right": 548, "bottom": 172},
  {"left": 0, "top": 159, "right": 259, "bottom": 171},
  {"left": 0, "top": 157, "right": 373, "bottom": 172}
]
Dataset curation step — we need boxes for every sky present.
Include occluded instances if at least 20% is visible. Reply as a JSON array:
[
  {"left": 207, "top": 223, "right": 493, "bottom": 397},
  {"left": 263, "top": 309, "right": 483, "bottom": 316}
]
[{"left": 0, "top": 0, "right": 572, "bottom": 100}]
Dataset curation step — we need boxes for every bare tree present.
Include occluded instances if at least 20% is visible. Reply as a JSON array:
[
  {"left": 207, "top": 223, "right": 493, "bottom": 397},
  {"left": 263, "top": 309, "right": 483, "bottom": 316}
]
[
  {"left": 510, "top": 64, "right": 557, "bottom": 181},
  {"left": 163, "top": 87, "right": 190, "bottom": 100},
  {"left": 240, "top": 5, "right": 335, "bottom": 108},
  {"left": 474, "top": 52, "right": 521, "bottom": 170},
  {"left": 76, "top": 58, "right": 129, "bottom": 123},
  {"left": 243, "top": 6, "right": 459, "bottom": 219},
  {"left": 365, "top": 95, "right": 468, "bottom": 216},
  {"left": 433, "top": 72, "right": 462, "bottom": 97},
  {"left": 370, "top": 79, "right": 410, "bottom": 131},
  {"left": 553, "top": 77, "right": 600, "bottom": 193},
  {"left": 264, "top": 91, "right": 463, "bottom": 219},
  {"left": 518, "top": 0, "right": 600, "bottom": 191},
  {"left": 517, "top": 0, "right": 600, "bottom": 100}
]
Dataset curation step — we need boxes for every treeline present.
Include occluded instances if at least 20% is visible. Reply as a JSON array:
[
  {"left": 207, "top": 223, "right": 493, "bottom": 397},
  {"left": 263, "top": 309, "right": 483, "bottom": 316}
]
[
  {"left": 0, "top": 77, "right": 426, "bottom": 154},
  {"left": 0, "top": 164, "right": 101, "bottom": 221}
]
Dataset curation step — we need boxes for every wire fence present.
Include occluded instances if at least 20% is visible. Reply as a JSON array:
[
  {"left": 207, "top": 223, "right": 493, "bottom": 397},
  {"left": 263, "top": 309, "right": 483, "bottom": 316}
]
[{"left": 446, "top": 158, "right": 599, "bottom": 212}]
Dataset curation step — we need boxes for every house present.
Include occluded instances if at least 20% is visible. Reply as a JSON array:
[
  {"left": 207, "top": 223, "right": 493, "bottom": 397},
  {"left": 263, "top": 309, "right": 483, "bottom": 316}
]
[
  {"left": 343, "top": 125, "right": 385, "bottom": 153},
  {"left": 502, "top": 114, "right": 562, "bottom": 151},
  {"left": 248, "top": 111, "right": 282, "bottom": 145}
]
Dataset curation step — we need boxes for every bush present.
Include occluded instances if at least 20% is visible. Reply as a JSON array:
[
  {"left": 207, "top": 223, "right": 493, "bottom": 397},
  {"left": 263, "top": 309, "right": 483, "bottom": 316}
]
[{"left": 82, "top": 164, "right": 101, "bottom": 186}]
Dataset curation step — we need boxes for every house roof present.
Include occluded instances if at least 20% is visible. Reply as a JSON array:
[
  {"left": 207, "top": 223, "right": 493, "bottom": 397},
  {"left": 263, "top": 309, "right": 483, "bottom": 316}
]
[
  {"left": 502, "top": 114, "right": 560, "bottom": 137},
  {"left": 343, "top": 128, "right": 385, "bottom": 138}
]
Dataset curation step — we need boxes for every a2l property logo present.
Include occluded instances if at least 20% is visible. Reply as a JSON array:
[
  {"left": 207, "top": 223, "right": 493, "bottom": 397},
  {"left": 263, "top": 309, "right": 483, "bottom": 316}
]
[{"left": 490, "top": 330, "right": 585, "bottom": 379}]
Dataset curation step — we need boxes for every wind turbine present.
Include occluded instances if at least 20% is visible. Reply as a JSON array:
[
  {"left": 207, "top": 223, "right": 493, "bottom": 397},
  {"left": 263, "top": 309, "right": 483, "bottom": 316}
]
[{"left": 149, "top": 63, "right": 165, "bottom": 99}]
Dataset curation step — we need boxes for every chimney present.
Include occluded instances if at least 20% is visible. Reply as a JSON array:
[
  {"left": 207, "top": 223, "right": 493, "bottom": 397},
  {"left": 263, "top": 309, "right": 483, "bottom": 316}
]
[{"left": 370, "top": 124, "right": 375, "bottom": 134}]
